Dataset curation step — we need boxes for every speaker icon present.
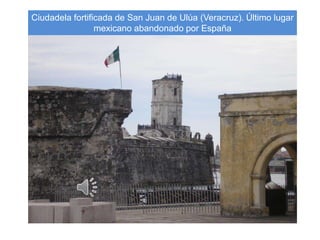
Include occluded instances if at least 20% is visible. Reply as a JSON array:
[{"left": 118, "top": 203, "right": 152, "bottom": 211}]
[{"left": 76, "top": 177, "right": 98, "bottom": 197}]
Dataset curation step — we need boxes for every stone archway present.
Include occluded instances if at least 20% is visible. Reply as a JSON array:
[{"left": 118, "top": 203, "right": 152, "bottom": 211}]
[
  {"left": 251, "top": 133, "right": 297, "bottom": 214},
  {"left": 219, "top": 90, "right": 297, "bottom": 216}
]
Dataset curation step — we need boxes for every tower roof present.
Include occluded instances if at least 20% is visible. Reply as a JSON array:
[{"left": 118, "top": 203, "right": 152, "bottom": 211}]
[{"left": 161, "top": 74, "right": 182, "bottom": 81}]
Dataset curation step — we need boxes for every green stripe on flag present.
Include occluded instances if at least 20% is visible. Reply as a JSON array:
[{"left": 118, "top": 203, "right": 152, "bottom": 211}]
[{"left": 113, "top": 46, "right": 120, "bottom": 62}]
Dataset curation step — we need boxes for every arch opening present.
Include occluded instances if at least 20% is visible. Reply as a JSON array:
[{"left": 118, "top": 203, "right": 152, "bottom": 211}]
[
  {"left": 251, "top": 133, "right": 297, "bottom": 216},
  {"left": 265, "top": 145, "right": 297, "bottom": 215}
]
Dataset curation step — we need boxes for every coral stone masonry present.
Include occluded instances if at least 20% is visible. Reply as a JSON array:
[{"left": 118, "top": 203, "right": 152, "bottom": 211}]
[
  {"left": 29, "top": 87, "right": 132, "bottom": 197},
  {"left": 29, "top": 85, "right": 213, "bottom": 200}
]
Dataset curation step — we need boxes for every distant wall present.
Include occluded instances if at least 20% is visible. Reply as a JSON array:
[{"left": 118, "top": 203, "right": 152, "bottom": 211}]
[
  {"left": 118, "top": 137, "right": 213, "bottom": 185},
  {"left": 137, "top": 124, "right": 191, "bottom": 140}
]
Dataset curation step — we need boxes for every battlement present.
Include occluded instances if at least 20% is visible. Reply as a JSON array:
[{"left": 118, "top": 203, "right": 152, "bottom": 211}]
[
  {"left": 137, "top": 124, "right": 191, "bottom": 141},
  {"left": 161, "top": 74, "right": 182, "bottom": 81}
]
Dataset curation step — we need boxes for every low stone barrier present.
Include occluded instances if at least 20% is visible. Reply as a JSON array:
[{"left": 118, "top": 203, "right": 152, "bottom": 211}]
[{"left": 28, "top": 198, "right": 116, "bottom": 223}]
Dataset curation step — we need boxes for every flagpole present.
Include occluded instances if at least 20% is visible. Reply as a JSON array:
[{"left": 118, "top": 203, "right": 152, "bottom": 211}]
[{"left": 119, "top": 60, "right": 123, "bottom": 89}]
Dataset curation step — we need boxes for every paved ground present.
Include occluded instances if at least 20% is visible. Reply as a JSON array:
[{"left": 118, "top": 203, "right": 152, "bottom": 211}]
[{"left": 116, "top": 209, "right": 297, "bottom": 223}]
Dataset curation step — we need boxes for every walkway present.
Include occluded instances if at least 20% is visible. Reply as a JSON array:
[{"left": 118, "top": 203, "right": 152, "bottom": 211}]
[{"left": 116, "top": 209, "right": 297, "bottom": 223}]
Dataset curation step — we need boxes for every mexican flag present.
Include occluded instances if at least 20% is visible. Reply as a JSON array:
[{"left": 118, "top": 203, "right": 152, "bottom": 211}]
[{"left": 104, "top": 46, "right": 120, "bottom": 67}]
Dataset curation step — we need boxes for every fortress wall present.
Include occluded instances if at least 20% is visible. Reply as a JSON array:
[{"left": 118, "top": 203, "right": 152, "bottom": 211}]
[
  {"left": 29, "top": 87, "right": 132, "bottom": 196},
  {"left": 29, "top": 86, "right": 213, "bottom": 200},
  {"left": 118, "top": 138, "right": 213, "bottom": 185}
]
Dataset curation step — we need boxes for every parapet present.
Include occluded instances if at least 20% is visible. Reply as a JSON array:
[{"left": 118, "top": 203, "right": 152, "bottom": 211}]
[
  {"left": 29, "top": 86, "right": 132, "bottom": 137},
  {"left": 28, "top": 198, "right": 116, "bottom": 223}
]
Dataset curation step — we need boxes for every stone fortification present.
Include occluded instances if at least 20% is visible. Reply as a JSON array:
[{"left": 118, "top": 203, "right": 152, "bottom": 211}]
[
  {"left": 29, "top": 86, "right": 213, "bottom": 199},
  {"left": 119, "top": 136, "right": 212, "bottom": 185},
  {"left": 29, "top": 87, "right": 132, "bottom": 196}
]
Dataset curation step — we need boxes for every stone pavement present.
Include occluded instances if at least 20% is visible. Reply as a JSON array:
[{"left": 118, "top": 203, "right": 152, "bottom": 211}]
[{"left": 116, "top": 209, "right": 297, "bottom": 223}]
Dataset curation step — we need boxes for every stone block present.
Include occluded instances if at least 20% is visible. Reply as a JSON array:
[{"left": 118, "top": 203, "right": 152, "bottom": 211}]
[
  {"left": 29, "top": 199, "right": 115, "bottom": 223},
  {"left": 70, "top": 205, "right": 94, "bottom": 223},
  {"left": 92, "top": 202, "right": 116, "bottom": 223},
  {"left": 69, "top": 198, "right": 93, "bottom": 206},
  {"left": 70, "top": 201, "right": 116, "bottom": 223},
  {"left": 54, "top": 204, "right": 70, "bottom": 223},
  {"left": 29, "top": 203, "right": 54, "bottom": 223}
]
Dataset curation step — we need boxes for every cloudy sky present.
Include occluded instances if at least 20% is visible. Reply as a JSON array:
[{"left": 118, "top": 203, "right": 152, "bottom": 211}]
[{"left": 29, "top": 36, "right": 296, "bottom": 144}]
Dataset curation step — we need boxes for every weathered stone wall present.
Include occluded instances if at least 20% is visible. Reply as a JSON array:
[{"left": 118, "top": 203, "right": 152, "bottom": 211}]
[
  {"left": 219, "top": 90, "right": 297, "bottom": 216},
  {"left": 29, "top": 86, "right": 213, "bottom": 199},
  {"left": 137, "top": 124, "right": 191, "bottom": 140},
  {"left": 29, "top": 87, "right": 132, "bottom": 195},
  {"left": 117, "top": 137, "right": 213, "bottom": 185}
]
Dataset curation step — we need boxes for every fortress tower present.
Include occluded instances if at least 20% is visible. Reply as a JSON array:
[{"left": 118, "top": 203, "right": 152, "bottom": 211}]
[
  {"left": 151, "top": 74, "right": 183, "bottom": 127},
  {"left": 138, "top": 74, "right": 191, "bottom": 140}
]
